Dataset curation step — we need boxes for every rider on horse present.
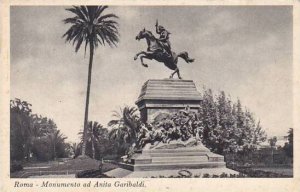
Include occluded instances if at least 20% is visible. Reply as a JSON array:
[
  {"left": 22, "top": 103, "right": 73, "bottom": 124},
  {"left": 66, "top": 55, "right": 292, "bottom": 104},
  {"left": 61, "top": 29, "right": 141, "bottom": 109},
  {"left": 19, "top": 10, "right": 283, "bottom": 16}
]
[
  {"left": 155, "top": 20, "right": 172, "bottom": 56},
  {"left": 134, "top": 23, "right": 194, "bottom": 79}
]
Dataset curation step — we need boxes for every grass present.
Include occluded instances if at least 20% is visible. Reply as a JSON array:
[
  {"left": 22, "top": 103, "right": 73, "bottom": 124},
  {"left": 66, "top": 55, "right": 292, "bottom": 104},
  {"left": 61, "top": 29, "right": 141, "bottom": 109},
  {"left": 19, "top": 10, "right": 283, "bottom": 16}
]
[
  {"left": 11, "top": 156, "right": 119, "bottom": 178},
  {"left": 251, "top": 167, "right": 293, "bottom": 176},
  {"left": 228, "top": 166, "right": 293, "bottom": 178},
  {"left": 12, "top": 157, "right": 293, "bottom": 178}
]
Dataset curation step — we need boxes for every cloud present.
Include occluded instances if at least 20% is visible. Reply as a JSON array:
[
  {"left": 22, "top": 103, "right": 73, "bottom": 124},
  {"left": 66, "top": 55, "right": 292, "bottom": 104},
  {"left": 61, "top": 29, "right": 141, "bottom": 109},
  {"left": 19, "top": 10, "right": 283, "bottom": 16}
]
[{"left": 201, "top": 10, "right": 244, "bottom": 37}]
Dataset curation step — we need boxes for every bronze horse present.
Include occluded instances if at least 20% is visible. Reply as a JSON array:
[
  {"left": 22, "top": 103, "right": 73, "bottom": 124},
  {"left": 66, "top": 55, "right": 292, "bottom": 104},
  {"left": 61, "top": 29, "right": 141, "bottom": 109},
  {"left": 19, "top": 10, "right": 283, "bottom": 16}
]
[{"left": 134, "top": 28, "right": 194, "bottom": 79}]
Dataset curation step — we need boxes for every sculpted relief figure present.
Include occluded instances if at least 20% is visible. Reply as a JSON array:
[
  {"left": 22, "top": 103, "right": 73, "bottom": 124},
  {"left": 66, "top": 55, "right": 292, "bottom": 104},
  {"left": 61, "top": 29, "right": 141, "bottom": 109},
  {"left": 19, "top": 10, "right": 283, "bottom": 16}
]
[
  {"left": 134, "top": 20, "right": 194, "bottom": 79},
  {"left": 134, "top": 106, "right": 205, "bottom": 150}
]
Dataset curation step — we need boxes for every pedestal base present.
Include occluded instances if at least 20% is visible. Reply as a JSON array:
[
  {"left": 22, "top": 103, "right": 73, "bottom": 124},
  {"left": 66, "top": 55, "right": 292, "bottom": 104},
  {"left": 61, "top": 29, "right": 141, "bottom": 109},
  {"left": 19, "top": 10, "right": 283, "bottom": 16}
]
[
  {"left": 130, "top": 145, "right": 225, "bottom": 171},
  {"left": 104, "top": 167, "right": 238, "bottom": 178},
  {"left": 104, "top": 145, "right": 236, "bottom": 178}
]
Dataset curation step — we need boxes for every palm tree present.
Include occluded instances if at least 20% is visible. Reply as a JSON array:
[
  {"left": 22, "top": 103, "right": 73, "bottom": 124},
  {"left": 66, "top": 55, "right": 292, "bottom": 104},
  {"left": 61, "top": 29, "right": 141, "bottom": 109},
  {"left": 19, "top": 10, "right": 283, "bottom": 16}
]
[
  {"left": 108, "top": 106, "right": 141, "bottom": 148},
  {"left": 71, "top": 142, "right": 82, "bottom": 159},
  {"left": 79, "top": 121, "right": 106, "bottom": 159},
  {"left": 48, "top": 130, "right": 67, "bottom": 160},
  {"left": 63, "top": 6, "right": 119, "bottom": 156}
]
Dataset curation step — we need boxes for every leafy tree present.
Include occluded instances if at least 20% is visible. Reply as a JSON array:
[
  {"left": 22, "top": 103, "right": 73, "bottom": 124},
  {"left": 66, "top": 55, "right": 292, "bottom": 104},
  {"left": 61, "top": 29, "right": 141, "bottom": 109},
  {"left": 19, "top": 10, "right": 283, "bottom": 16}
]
[
  {"left": 283, "top": 128, "right": 293, "bottom": 159},
  {"left": 287, "top": 128, "right": 293, "bottom": 144},
  {"left": 10, "top": 99, "right": 32, "bottom": 160},
  {"left": 63, "top": 6, "right": 119, "bottom": 156},
  {"left": 200, "top": 89, "right": 220, "bottom": 152},
  {"left": 31, "top": 137, "right": 53, "bottom": 161},
  {"left": 252, "top": 121, "right": 267, "bottom": 146},
  {"left": 236, "top": 99, "right": 244, "bottom": 130},
  {"left": 10, "top": 98, "right": 71, "bottom": 162},
  {"left": 198, "top": 89, "right": 266, "bottom": 156}
]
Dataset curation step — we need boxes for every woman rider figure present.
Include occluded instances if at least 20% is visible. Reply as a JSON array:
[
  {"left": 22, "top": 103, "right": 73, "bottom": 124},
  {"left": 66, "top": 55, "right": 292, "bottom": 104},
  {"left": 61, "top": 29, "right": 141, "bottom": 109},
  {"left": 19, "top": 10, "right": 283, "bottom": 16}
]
[{"left": 155, "top": 20, "right": 172, "bottom": 57}]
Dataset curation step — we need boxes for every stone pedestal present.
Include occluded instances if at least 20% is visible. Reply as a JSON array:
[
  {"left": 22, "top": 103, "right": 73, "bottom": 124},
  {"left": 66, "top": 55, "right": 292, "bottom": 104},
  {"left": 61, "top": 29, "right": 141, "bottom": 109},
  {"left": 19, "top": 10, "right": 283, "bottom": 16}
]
[
  {"left": 135, "top": 79, "right": 202, "bottom": 123},
  {"left": 104, "top": 79, "right": 234, "bottom": 177}
]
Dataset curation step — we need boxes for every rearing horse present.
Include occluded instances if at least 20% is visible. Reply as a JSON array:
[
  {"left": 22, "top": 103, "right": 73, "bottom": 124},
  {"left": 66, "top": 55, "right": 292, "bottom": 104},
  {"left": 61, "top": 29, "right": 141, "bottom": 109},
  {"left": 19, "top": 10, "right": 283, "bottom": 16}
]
[{"left": 134, "top": 28, "right": 194, "bottom": 79}]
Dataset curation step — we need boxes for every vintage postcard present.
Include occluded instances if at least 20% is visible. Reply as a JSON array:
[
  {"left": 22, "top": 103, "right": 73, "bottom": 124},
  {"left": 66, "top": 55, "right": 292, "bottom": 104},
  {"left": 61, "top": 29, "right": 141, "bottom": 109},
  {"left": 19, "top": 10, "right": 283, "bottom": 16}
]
[{"left": 1, "top": 0, "right": 300, "bottom": 192}]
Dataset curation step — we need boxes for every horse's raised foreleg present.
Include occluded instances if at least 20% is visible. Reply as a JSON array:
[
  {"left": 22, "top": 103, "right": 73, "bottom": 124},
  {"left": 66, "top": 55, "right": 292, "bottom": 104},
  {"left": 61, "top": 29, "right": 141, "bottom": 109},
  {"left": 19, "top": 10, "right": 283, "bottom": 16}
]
[
  {"left": 140, "top": 56, "right": 149, "bottom": 67},
  {"left": 134, "top": 51, "right": 146, "bottom": 60},
  {"left": 134, "top": 51, "right": 153, "bottom": 68},
  {"left": 141, "top": 54, "right": 154, "bottom": 68}
]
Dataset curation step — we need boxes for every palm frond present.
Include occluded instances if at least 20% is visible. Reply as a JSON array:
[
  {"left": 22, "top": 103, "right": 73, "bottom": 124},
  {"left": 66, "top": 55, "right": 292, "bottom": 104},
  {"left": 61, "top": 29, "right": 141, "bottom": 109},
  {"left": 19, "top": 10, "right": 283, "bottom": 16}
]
[
  {"left": 63, "top": 5, "right": 119, "bottom": 52},
  {"left": 95, "top": 6, "right": 108, "bottom": 19},
  {"left": 65, "top": 7, "right": 87, "bottom": 23},
  {"left": 79, "top": 6, "right": 89, "bottom": 20},
  {"left": 98, "top": 13, "right": 119, "bottom": 22},
  {"left": 108, "top": 120, "right": 119, "bottom": 127}
]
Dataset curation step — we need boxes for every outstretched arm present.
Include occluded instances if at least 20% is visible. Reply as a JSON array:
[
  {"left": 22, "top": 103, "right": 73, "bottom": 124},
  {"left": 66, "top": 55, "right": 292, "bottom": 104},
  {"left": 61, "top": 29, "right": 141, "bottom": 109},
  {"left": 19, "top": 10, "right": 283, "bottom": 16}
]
[{"left": 155, "top": 19, "right": 159, "bottom": 34}]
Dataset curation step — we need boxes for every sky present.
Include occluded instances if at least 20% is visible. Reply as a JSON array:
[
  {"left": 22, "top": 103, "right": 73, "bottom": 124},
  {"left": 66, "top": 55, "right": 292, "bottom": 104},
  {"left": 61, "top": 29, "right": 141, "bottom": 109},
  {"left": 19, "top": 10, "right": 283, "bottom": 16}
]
[{"left": 10, "top": 6, "right": 293, "bottom": 142}]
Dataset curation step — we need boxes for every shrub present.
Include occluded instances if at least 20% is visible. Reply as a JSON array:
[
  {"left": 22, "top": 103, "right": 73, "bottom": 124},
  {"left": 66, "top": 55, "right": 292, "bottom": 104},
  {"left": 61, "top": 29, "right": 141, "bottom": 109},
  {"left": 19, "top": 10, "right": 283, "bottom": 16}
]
[
  {"left": 76, "top": 169, "right": 112, "bottom": 178},
  {"left": 229, "top": 174, "right": 237, "bottom": 178},
  {"left": 202, "top": 173, "right": 210, "bottom": 178},
  {"left": 220, "top": 173, "right": 228, "bottom": 178}
]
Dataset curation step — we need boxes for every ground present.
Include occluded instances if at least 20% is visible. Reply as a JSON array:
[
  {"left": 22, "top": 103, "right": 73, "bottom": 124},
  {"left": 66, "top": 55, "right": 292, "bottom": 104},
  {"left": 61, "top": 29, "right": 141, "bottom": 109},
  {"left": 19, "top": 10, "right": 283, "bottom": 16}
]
[
  {"left": 11, "top": 158, "right": 293, "bottom": 178},
  {"left": 11, "top": 157, "right": 117, "bottom": 178},
  {"left": 251, "top": 166, "right": 293, "bottom": 176}
]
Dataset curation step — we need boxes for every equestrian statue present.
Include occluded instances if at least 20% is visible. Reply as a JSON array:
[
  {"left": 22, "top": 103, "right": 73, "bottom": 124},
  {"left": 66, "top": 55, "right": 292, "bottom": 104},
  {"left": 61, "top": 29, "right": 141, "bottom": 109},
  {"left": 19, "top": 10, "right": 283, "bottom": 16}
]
[{"left": 134, "top": 20, "right": 194, "bottom": 79}]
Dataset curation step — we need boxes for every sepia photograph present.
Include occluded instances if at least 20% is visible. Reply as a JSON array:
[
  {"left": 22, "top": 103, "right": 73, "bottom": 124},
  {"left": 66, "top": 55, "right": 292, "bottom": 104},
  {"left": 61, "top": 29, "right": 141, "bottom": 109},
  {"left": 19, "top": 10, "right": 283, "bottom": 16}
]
[
  {"left": 9, "top": 5, "right": 294, "bottom": 179},
  {"left": 1, "top": 1, "right": 300, "bottom": 191}
]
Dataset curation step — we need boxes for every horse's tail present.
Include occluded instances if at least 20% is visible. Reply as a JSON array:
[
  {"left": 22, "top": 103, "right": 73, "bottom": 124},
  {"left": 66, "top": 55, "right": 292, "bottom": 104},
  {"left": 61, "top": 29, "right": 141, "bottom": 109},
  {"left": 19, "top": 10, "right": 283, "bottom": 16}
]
[{"left": 178, "top": 51, "right": 195, "bottom": 63}]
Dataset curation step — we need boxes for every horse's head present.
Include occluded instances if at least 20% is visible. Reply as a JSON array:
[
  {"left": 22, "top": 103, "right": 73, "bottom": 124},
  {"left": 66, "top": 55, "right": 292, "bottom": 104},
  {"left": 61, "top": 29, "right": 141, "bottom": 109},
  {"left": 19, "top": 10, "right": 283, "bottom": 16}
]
[{"left": 136, "top": 28, "right": 153, "bottom": 41}]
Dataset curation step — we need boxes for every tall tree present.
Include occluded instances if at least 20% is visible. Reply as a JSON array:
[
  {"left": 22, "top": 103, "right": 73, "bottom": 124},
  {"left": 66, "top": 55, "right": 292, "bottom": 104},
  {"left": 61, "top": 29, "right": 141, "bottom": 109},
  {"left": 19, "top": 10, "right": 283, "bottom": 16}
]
[
  {"left": 63, "top": 6, "right": 119, "bottom": 156},
  {"left": 10, "top": 99, "right": 32, "bottom": 160},
  {"left": 11, "top": 98, "right": 70, "bottom": 162},
  {"left": 198, "top": 89, "right": 266, "bottom": 155},
  {"left": 283, "top": 128, "right": 293, "bottom": 159}
]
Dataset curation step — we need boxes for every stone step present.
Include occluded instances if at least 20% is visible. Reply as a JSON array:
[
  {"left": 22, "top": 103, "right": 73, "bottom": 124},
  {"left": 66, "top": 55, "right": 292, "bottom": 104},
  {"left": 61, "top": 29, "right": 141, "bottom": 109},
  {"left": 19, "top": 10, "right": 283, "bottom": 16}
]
[
  {"left": 143, "top": 148, "right": 210, "bottom": 154},
  {"left": 133, "top": 161, "right": 226, "bottom": 171},
  {"left": 151, "top": 156, "right": 208, "bottom": 163},
  {"left": 151, "top": 160, "right": 208, "bottom": 164},
  {"left": 143, "top": 152, "right": 210, "bottom": 157}
]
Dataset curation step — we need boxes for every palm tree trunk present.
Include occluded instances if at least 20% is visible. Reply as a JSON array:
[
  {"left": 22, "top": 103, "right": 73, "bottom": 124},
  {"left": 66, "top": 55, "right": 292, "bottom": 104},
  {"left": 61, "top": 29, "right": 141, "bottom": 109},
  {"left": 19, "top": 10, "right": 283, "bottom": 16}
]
[
  {"left": 53, "top": 143, "right": 56, "bottom": 160},
  {"left": 81, "top": 40, "right": 94, "bottom": 156},
  {"left": 271, "top": 147, "right": 274, "bottom": 164},
  {"left": 92, "top": 136, "right": 95, "bottom": 159}
]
